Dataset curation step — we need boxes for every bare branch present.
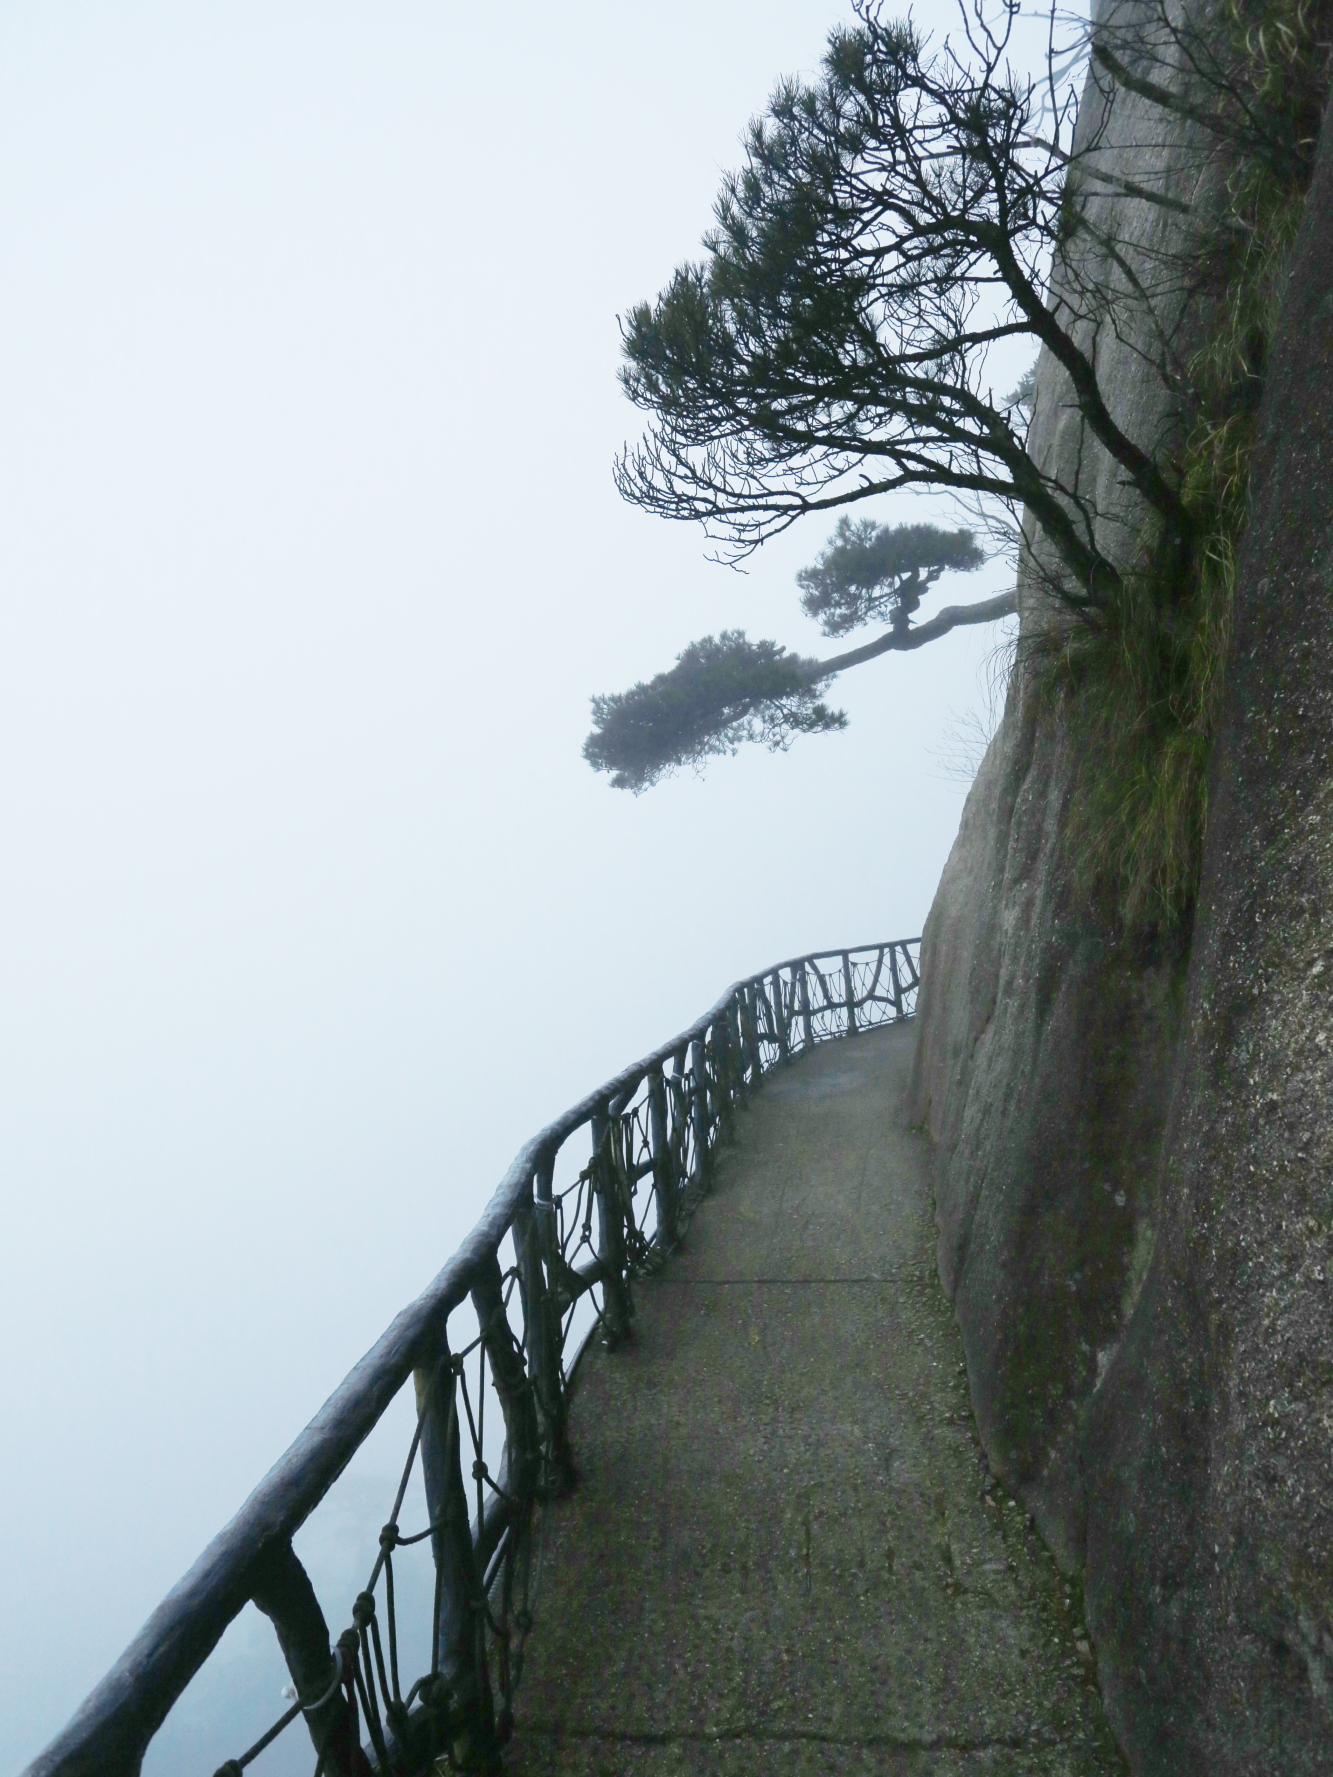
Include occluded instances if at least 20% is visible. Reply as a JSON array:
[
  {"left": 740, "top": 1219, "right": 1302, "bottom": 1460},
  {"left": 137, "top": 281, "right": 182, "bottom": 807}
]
[{"left": 805, "top": 589, "right": 1018, "bottom": 676}]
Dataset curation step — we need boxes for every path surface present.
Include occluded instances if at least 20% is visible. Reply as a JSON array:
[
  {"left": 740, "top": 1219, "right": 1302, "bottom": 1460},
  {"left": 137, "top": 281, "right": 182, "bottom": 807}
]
[{"left": 505, "top": 1023, "right": 1124, "bottom": 1775}]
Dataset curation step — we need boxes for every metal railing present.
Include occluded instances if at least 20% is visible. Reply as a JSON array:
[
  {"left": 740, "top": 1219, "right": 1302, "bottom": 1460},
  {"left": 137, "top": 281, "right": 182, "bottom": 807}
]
[{"left": 26, "top": 938, "right": 920, "bottom": 1777}]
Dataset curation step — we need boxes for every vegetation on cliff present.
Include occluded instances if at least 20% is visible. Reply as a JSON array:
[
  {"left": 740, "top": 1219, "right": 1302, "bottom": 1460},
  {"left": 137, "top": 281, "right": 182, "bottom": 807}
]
[
  {"left": 1046, "top": 0, "right": 1332, "bottom": 927},
  {"left": 587, "top": 0, "right": 1332, "bottom": 929},
  {"left": 586, "top": 0, "right": 1184, "bottom": 789}
]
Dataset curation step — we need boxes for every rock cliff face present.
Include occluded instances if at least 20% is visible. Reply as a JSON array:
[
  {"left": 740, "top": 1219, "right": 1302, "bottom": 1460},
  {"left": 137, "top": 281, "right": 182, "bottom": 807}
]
[
  {"left": 909, "top": 9, "right": 1333, "bottom": 1771},
  {"left": 1082, "top": 110, "right": 1333, "bottom": 1769},
  {"left": 911, "top": 0, "right": 1214, "bottom": 1575}
]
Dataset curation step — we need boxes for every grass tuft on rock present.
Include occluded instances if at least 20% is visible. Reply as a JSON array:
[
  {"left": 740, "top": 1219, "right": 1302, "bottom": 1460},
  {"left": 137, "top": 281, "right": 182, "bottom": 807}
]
[{"left": 1039, "top": 0, "right": 1327, "bottom": 930}]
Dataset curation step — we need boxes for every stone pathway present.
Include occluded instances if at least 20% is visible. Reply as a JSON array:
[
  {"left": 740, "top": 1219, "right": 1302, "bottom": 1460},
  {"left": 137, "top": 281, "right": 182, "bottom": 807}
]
[{"left": 504, "top": 1023, "right": 1125, "bottom": 1775}]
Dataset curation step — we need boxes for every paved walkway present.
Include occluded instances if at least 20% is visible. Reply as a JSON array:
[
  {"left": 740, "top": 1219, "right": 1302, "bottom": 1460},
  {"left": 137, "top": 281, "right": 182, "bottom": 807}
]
[{"left": 505, "top": 1023, "right": 1124, "bottom": 1775}]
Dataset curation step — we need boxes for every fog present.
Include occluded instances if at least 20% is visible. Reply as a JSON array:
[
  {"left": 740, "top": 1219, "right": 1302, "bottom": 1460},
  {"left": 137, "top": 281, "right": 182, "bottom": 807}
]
[{"left": 0, "top": 3, "right": 1018, "bottom": 1770}]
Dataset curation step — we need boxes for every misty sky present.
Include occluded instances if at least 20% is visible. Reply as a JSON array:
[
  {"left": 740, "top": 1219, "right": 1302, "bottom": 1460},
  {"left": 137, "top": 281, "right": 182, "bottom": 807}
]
[{"left": 0, "top": 3, "right": 1027, "bottom": 1770}]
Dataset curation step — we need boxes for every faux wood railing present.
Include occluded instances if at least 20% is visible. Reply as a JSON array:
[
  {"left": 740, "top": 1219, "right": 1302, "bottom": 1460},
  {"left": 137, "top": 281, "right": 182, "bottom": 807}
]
[{"left": 25, "top": 939, "right": 920, "bottom": 1777}]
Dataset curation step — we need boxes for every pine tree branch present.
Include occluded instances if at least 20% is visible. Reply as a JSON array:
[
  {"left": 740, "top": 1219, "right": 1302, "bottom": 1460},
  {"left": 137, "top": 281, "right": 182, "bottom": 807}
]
[{"left": 800, "top": 589, "right": 1018, "bottom": 680}]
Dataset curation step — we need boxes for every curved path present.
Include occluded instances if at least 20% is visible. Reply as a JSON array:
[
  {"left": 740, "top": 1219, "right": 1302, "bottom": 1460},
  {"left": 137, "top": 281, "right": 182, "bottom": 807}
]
[{"left": 505, "top": 1023, "right": 1124, "bottom": 1775}]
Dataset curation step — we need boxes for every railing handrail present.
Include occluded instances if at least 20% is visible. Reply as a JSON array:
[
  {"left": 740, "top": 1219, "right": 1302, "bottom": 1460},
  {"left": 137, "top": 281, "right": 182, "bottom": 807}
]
[{"left": 26, "top": 937, "right": 921, "bottom": 1777}]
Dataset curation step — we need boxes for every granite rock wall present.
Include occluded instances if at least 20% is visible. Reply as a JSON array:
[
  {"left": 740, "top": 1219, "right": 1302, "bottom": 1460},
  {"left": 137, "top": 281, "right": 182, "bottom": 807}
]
[
  {"left": 909, "top": 9, "right": 1333, "bottom": 1769},
  {"left": 910, "top": 0, "right": 1212, "bottom": 1571},
  {"left": 1083, "top": 98, "right": 1333, "bottom": 1771}
]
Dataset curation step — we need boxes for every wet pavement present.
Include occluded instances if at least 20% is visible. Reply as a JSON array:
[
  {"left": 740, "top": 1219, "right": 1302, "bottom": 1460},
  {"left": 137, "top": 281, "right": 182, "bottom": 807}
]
[{"left": 504, "top": 1023, "right": 1125, "bottom": 1776}]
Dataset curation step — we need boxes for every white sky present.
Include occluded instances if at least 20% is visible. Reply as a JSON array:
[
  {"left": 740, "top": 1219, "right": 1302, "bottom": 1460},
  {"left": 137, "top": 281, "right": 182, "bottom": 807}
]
[{"left": 0, "top": 3, "right": 1023, "bottom": 1769}]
